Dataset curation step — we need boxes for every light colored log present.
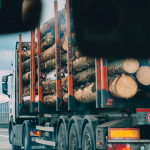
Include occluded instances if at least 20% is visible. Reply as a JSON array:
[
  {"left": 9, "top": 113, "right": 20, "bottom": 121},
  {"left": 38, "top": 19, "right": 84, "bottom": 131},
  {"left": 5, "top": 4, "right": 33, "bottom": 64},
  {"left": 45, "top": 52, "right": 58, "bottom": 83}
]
[
  {"left": 108, "top": 58, "right": 139, "bottom": 75},
  {"left": 136, "top": 66, "right": 150, "bottom": 85},
  {"left": 109, "top": 74, "right": 138, "bottom": 99}
]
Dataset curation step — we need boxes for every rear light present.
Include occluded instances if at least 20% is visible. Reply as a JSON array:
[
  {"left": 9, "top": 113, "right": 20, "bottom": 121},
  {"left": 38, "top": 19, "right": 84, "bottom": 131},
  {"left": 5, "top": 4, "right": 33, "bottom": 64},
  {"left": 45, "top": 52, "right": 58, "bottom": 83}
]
[
  {"left": 140, "top": 145, "right": 146, "bottom": 150},
  {"left": 126, "top": 144, "right": 131, "bottom": 148},
  {"left": 30, "top": 131, "right": 43, "bottom": 137},
  {"left": 108, "top": 128, "right": 140, "bottom": 140},
  {"left": 107, "top": 144, "right": 131, "bottom": 150},
  {"left": 107, "top": 144, "right": 112, "bottom": 148}
]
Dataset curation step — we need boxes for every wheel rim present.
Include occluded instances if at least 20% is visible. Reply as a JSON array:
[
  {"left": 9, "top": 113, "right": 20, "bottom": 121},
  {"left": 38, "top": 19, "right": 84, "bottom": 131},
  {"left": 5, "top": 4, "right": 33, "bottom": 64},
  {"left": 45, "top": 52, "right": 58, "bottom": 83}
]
[
  {"left": 70, "top": 133, "right": 76, "bottom": 150},
  {"left": 60, "top": 131, "right": 65, "bottom": 150},
  {"left": 84, "top": 134, "right": 92, "bottom": 150},
  {"left": 24, "top": 130, "right": 27, "bottom": 149}
]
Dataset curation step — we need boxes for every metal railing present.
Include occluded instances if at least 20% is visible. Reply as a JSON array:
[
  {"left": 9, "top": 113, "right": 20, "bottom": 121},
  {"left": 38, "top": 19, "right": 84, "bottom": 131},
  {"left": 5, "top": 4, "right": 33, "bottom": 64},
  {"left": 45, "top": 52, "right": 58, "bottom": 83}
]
[{"left": 0, "top": 102, "right": 9, "bottom": 124}]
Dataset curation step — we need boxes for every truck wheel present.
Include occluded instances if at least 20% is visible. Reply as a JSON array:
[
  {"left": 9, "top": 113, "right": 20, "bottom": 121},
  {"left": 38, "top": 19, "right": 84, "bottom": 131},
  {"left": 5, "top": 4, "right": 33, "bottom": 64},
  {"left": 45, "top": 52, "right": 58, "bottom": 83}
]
[
  {"left": 11, "top": 126, "right": 21, "bottom": 150},
  {"left": 9, "top": 125, "right": 12, "bottom": 144},
  {"left": 82, "top": 123, "right": 94, "bottom": 150},
  {"left": 23, "top": 127, "right": 30, "bottom": 150},
  {"left": 69, "top": 123, "right": 79, "bottom": 150},
  {"left": 58, "top": 123, "right": 67, "bottom": 150}
]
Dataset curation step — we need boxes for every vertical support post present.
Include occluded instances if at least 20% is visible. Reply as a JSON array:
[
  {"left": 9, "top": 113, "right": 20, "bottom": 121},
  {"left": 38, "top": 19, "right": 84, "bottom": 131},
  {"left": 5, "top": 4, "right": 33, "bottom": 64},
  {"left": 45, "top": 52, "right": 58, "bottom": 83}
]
[
  {"left": 101, "top": 58, "right": 109, "bottom": 107},
  {"left": 66, "top": 0, "right": 78, "bottom": 110},
  {"left": 37, "top": 25, "right": 45, "bottom": 113},
  {"left": 30, "top": 29, "right": 38, "bottom": 113},
  {"left": 19, "top": 34, "right": 22, "bottom": 105},
  {"left": 54, "top": 0, "right": 62, "bottom": 111},
  {"left": 95, "top": 58, "right": 101, "bottom": 108},
  {"left": 19, "top": 34, "right": 26, "bottom": 113},
  {"left": 30, "top": 31, "right": 33, "bottom": 112}
]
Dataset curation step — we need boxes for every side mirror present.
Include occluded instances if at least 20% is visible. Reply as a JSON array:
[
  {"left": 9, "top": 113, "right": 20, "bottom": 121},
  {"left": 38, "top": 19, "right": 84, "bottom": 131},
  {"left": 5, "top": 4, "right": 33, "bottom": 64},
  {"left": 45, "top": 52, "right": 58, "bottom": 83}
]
[
  {"left": 2, "top": 76, "right": 8, "bottom": 83},
  {"left": 2, "top": 83, "right": 8, "bottom": 95}
]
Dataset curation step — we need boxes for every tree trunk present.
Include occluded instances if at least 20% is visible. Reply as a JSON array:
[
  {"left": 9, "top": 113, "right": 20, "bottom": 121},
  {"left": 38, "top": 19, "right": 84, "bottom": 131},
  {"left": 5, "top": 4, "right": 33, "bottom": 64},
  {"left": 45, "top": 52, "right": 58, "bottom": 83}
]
[
  {"left": 65, "top": 57, "right": 95, "bottom": 73},
  {"left": 40, "top": 24, "right": 67, "bottom": 52},
  {"left": 136, "top": 66, "right": 150, "bottom": 85},
  {"left": 23, "top": 57, "right": 38, "bottom": 72},
  {"left": 40, "top": 28, "right": 55, "bottom": 52},
  {"left": 22, "top": 35, "right": 65, "bottom": 61},
  {"left": 108, "top": 74, "right": 138, "bottom": 99},
  {"left": 23, "top": 77, "right": 68, "bottom": 97},
  {"left": 22, "top": 48, "right": 37, "bottom": 60},
  {"left": 62, "top": 32, "right": 76, "bottom": 51},
  {"left": 22, "top": 69, "right": 45, "bottom": 84},
  {"left": 108, "top": 58, "right": 139, "bottom": 75},
  {"left": 23, "top": 46, "right": 79, "bottom": 73},
  {"left": 63, "top": 82, "right": 96, "bottom": 103},
  {"left": 40, "top": 8, "right": 66, "bottom": 39},
  {"left": 23, "top": 45, "right": 66, "bottom": 71},
  {"left": 23, "top": 67, "right": 95, "bottom": 96}
]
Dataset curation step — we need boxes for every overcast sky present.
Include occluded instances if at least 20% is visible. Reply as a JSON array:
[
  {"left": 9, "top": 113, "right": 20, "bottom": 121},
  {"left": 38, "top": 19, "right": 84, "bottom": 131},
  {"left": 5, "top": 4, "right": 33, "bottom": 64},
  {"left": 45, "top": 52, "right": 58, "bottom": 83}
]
[{"left": 0, "top": 0, "right": 65, "bottom": 103}]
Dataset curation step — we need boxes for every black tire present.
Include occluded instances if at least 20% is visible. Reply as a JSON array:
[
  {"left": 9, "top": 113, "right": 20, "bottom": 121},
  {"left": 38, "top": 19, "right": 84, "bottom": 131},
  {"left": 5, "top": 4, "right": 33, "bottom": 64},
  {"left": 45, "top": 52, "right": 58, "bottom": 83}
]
[
  {"left": 58, "top": 123, "right": 67, "bottom": 150},
  {"left": 82, "top": 123, "right": 95, "bottom": 150},
  {"left": 9, "top": 124, "right": 12, "bottom": 144},
  {"left": 23, "top": 126, "right": 31, "bottom": 150},
  {"left": 69, "top": 123, "right": 79, "bottom": 150},
  {"left": 11, "top": 125, "right": 21, "bottom": 150}
]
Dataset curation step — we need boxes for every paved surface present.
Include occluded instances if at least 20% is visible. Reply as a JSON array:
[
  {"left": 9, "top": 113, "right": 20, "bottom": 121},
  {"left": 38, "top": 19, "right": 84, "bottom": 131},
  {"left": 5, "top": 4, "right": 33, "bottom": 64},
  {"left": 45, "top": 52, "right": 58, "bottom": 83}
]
[{"left": 0, "top": 128, "right": 12, "bottom": 150}]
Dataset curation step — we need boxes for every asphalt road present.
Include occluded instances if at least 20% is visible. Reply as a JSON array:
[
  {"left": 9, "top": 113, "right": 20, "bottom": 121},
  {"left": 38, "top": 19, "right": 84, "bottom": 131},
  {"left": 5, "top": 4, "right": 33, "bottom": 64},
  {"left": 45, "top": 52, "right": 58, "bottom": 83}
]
[{"left": 0, "top": 128, "right": 12, "bottom": 150}]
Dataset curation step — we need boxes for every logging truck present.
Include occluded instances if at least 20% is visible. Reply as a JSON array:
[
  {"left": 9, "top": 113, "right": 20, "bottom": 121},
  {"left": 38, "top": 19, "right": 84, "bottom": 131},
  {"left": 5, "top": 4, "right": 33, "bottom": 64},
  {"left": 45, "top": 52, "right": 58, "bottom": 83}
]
[{"left": 2, "top": 0, "right": 150, "bottom": 150}]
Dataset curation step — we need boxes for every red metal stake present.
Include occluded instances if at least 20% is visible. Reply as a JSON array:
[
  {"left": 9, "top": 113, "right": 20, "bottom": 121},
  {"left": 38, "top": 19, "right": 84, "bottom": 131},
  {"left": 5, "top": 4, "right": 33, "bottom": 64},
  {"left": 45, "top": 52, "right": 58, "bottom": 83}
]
[
  {"left": 95, "top": 58, "right": 101, "bottom": 108},
  {"left": 54, "top": 0, "right": 62, "bottom": 111},
  {"left": 37, "top": 24, "right": 44, "bottom": 112},
  {"left": 30, "top": 31, "right": 33, "bottom": 112},
  {"left": 66, "top": 0, "right": 75, "bottom": 110},
  {"left": 19, "top": 34, "right": 22, "bottom": 105},
  {"left": 101, "top": 58, "right": 108, "bottom": 92},
  {"left": 30, "top": 29, "right": 38, "bottom": 112}
]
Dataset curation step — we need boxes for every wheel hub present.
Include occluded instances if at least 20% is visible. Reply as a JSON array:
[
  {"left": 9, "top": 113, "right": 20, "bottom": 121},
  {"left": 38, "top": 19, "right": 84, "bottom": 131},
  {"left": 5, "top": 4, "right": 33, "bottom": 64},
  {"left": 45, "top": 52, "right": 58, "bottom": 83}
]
[
  {"left": 85, "top": 134, "right": 91, "bottom": 150},
  {"left": 71, "top": 134, "right": 76, "bottom": 150},
  {"left": 60, "top": 132, "right": 65, "bottom": 150}
]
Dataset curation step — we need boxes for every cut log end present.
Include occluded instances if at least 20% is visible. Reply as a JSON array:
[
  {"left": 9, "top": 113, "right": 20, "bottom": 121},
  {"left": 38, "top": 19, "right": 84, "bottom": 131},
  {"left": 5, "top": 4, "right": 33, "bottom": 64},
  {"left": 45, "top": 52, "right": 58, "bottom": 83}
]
[
  {"left": 136, "top": 66, "right": 150, "bottom": 85},
  {"left": 109, "top": 74, "right": 138, "bottom": 99},
  {"left": 122, "top": 58, "right": 139, "bottom": 73}
]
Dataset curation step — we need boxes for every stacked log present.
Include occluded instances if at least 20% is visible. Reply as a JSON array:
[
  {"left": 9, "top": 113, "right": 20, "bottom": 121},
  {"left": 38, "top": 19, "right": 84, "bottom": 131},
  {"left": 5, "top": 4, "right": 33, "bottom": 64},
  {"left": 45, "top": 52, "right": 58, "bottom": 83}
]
[
  {"left": 136, "top": 66, "right": 150, "bottom": 86},
  {"left": 20, "top": 6, "right": 150, "bottom": 109}
]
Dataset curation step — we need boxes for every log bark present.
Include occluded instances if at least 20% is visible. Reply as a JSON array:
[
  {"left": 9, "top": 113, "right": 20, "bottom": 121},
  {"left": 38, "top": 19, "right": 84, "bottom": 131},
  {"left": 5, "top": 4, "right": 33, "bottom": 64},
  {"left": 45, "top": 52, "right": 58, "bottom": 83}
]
[
  {"left": 108, "top": 74, "right": 138, "bottom": 99},
  {"left": 23, "top": 93, "right": 69, "bottom": 109},
  {"left": 22, "top": 70, "right": 45, "bottom": 84},
  {"left": 65, "top": 57, "right": 95, "bottom": 73},
  {"left": 23, "top": 78, "right": 68, "bottom": 97},
  {"left": 40, "top": 28, "right": 66, "bottom": 52},
  {"left": 40, "top": 8, "right": 66, "bottom": 39},
  {"left": 40, "top": 28, "right": 55, "bottom": 52},
  {"left": 63, "top": 82, "right": 96, "bottom": 103},
  {"left": 136, "top": 66, "right": 150, "bottom": 85},
  {"left": 108, "top": 58, "right": 139, "bottom": 75},
  {"left": 22, "top": 48, "right": 37, "bottom": 60},
  {"left": 62, "top": 32, "right": 76, "bottom": 51},
  {"left": 23, "top": 68, "right": 95, "bottom": 96},
  {"left": 22, "top": 35, "right": 65, "bottom": 60},
  {"left": 23, "top": 45, "right": 66, "bottom": 71},
  {"left": 23, "top": 46, "right": 79, "bottom": 73}
]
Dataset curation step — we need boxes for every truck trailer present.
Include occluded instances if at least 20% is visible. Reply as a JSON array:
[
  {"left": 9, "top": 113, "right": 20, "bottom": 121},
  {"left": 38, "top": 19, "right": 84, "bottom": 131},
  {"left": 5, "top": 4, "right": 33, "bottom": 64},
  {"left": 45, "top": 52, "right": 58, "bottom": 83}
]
[{"left": 2, "top": 0, "right": 150, "bottom": 150}]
